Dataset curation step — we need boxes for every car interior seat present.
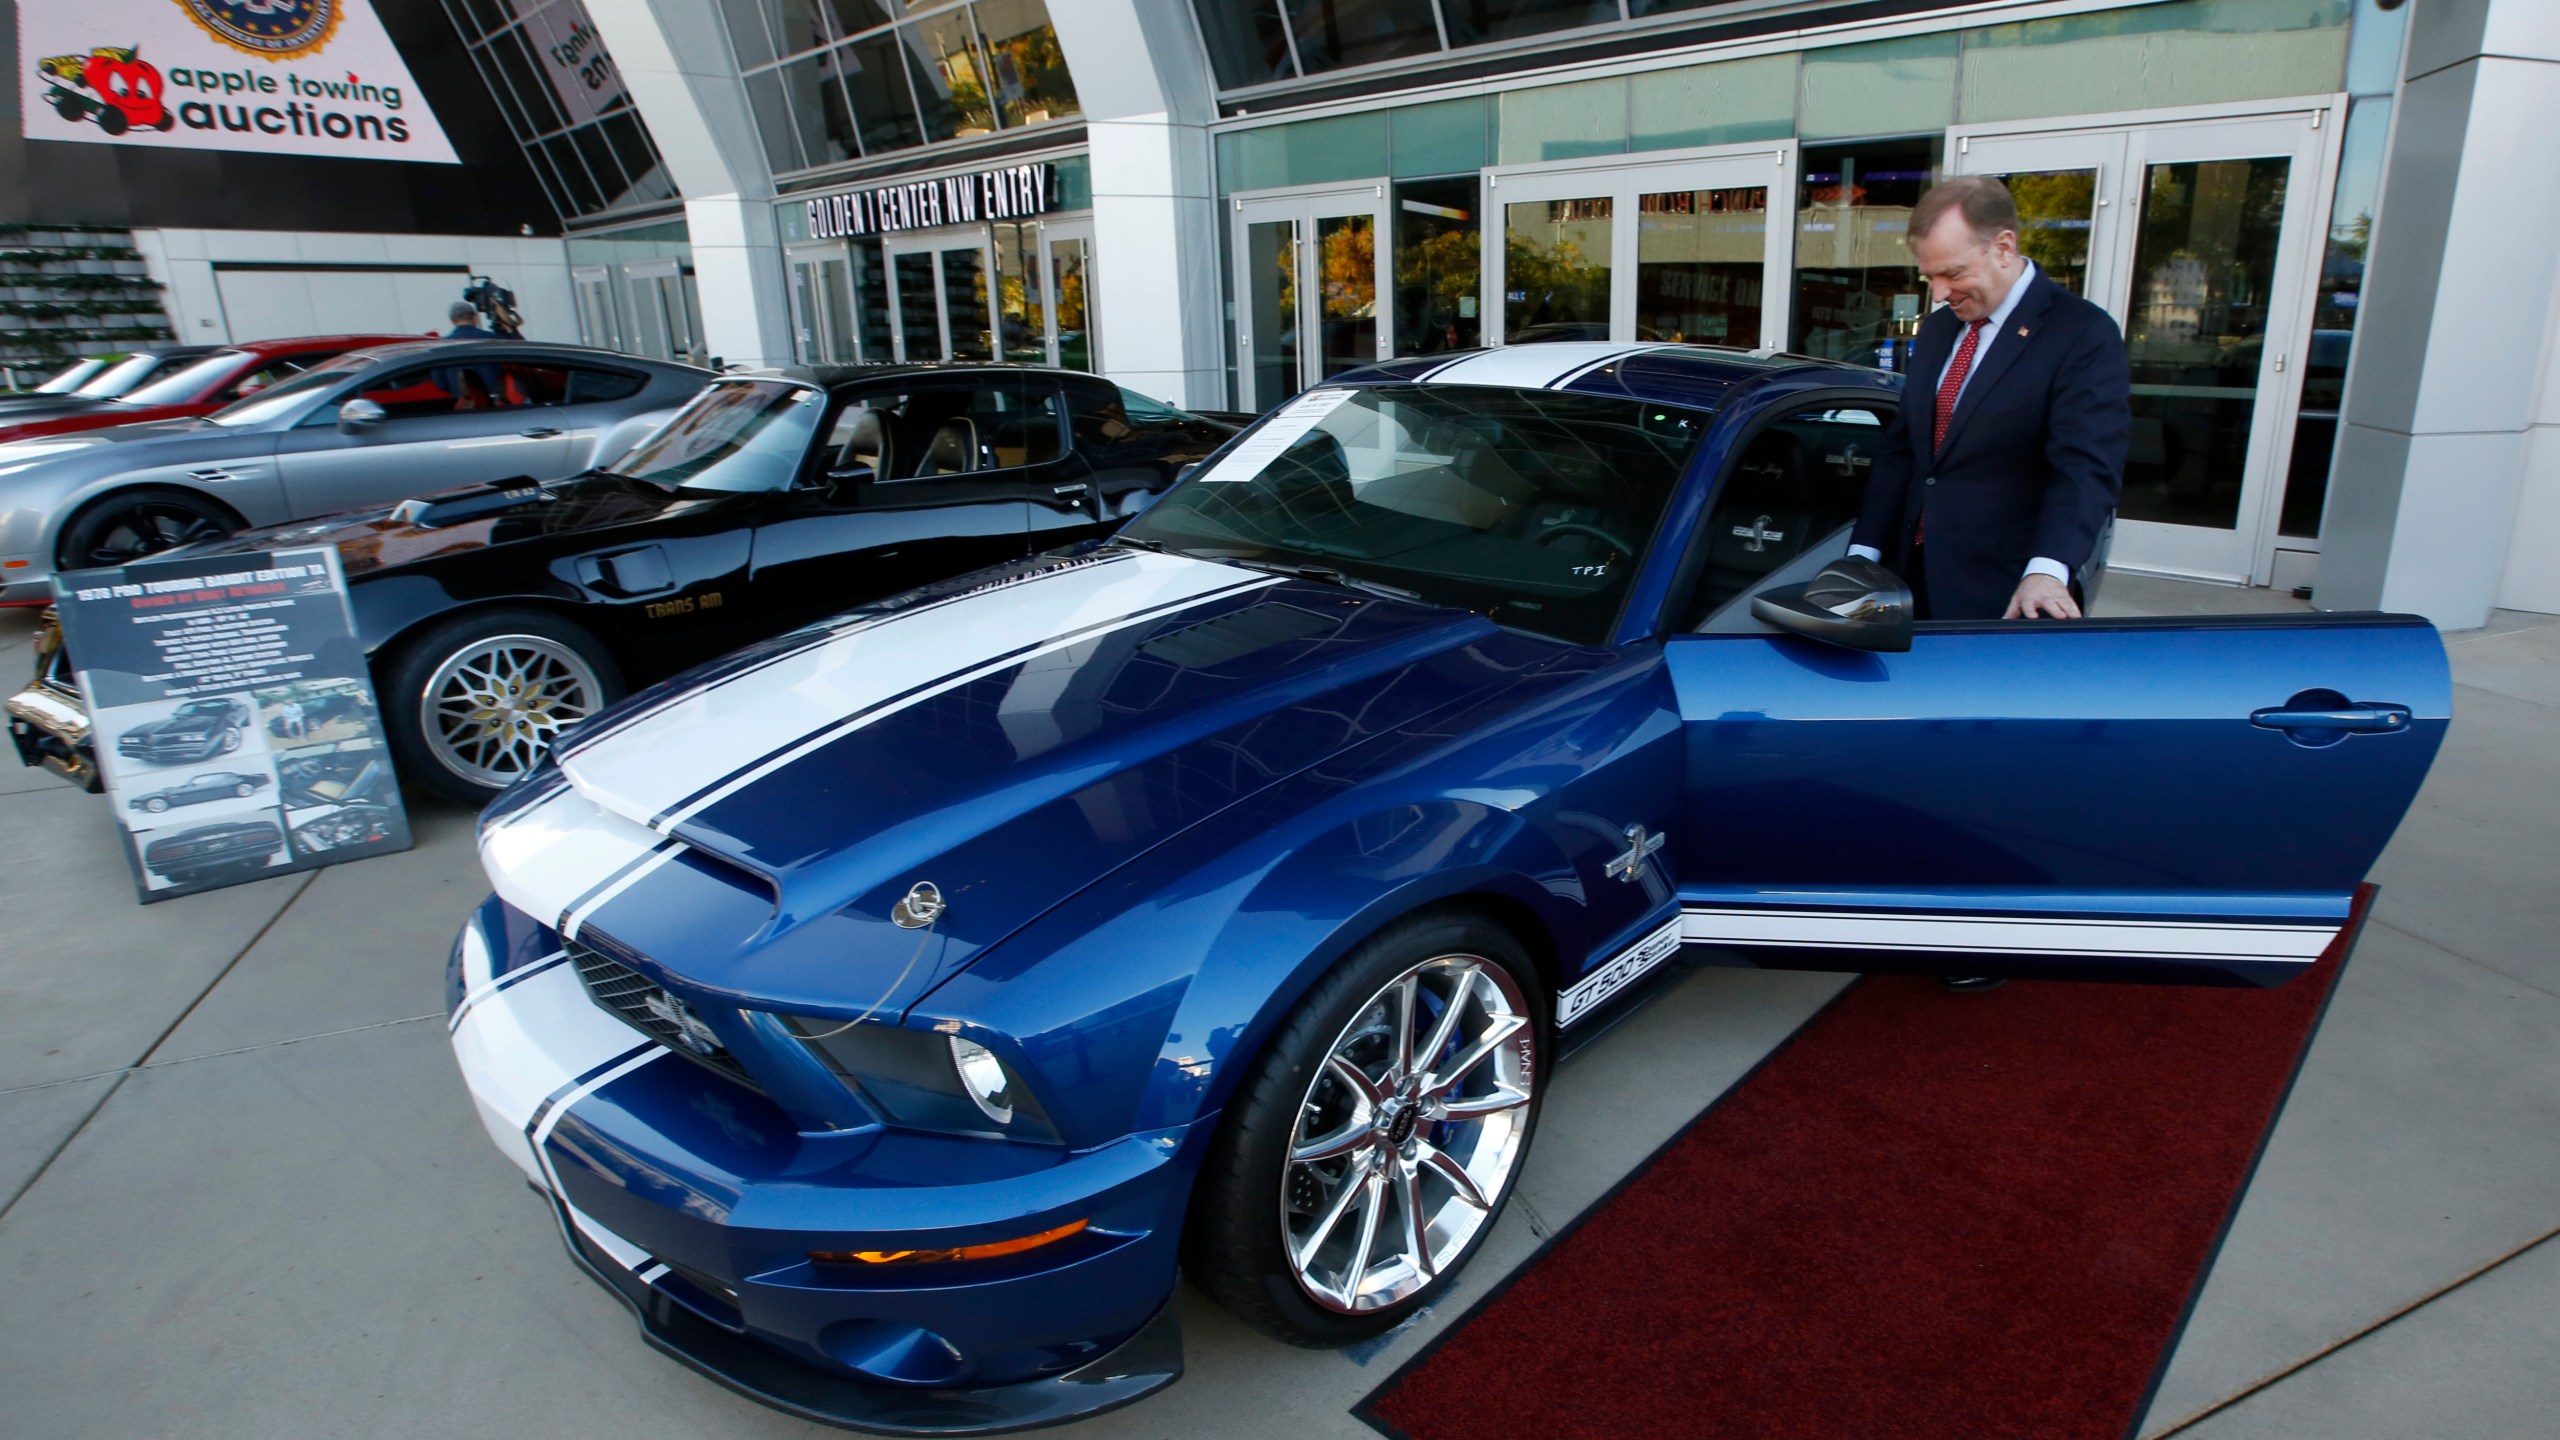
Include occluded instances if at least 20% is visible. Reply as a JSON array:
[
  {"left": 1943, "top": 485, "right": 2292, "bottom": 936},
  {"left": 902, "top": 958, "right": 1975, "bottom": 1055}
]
[
  {"left": 1692, "top": 429, "right": 1818, "bottom": 621},
  {"left": 915, "top": 417, "right": 982, "bottom": 477},
  {"left": 836, "top": 408, "right": 891, "bottom": 478}
]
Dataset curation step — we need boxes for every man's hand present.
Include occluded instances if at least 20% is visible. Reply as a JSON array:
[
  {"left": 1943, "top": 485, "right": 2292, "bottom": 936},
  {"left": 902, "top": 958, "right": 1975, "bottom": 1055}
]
[{"left": 2004, "top": 571, "right": 2081, "bottom": 620}]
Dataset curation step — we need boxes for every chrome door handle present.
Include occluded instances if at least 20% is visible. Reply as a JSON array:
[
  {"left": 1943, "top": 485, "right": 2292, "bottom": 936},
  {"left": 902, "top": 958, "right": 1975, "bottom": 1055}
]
[
  {"left": 518, "top": 427, "right": 564, "bottom": 439},
  {"left": 2250, "top": 704, "right": 2411, "bottom": 734},
  {"left": 1051, "top": 482, "right": 1089, "bottom": 497}
]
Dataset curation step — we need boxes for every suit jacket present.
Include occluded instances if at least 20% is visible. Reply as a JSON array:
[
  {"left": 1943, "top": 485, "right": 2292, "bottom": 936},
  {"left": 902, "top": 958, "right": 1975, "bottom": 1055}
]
[{"left": 1852, "top": 269, "right": 2130, "bottom": 620}]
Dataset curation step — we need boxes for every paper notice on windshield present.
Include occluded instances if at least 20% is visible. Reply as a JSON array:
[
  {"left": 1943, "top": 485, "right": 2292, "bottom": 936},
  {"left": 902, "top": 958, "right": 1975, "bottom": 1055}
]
[{"left": 1199, "top": 387, "right": 1360, "bottom": 481}]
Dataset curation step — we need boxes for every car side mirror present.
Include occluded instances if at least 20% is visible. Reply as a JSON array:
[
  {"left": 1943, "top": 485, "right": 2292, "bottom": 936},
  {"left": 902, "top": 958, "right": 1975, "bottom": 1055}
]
[
  {"left": 336, "top": 397, "right": 388, "bottom": 435},
  {"left": 822, "top": 460, "right": 876, "bottom": 497},
  {"left": 1749, "top": 556, "right": 1914, "bottom": 653}
]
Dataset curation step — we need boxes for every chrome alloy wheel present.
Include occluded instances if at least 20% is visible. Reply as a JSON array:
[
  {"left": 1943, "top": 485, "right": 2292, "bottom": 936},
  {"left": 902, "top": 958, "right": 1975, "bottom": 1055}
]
[
  {"left": 421, "top": 634, "right": 603, "bottom": 788},
  {"left": 1281, "top": 953, "right": 1536, "bottom": 1314}
]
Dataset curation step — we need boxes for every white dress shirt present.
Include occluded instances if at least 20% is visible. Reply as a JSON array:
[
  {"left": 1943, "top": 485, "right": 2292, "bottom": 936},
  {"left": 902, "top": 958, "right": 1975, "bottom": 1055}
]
[{"left": 1850, "top": 260, "right": 2070, "bottom": 585}]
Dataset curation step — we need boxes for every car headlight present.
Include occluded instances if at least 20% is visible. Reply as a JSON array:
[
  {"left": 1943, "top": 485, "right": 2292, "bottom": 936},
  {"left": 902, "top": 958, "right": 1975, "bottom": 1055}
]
[{"left": 783, "top": 1016, "right": 1059, "bottom": 1143}]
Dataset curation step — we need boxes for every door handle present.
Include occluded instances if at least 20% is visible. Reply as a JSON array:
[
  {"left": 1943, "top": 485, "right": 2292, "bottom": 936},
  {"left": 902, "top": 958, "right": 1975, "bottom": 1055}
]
[
  {"left": 518, "top": 427, "right": 564, "bottom": 439},
  {"left": 1051, "top": 482, "right": 1089, "bottom": 498},
  {"left": 2250, "top": 703, "right": 2412, "bottom": 735}
]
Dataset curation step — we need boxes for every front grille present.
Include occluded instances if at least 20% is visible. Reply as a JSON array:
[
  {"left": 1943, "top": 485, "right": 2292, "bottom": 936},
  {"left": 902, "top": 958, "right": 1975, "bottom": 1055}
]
[{"left": 568, "top": 941, "right": 760, "bottom": 1090}]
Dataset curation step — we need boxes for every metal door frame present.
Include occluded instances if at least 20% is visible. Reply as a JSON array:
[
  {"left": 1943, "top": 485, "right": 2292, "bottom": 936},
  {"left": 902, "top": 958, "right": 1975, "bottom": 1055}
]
[
  {"left": 884, "top": 225, "right": 997, "bottom": 363},
  {"left": 1483, "top": 141, "right": 1799, "bottom": 351},
  {"left": 785, "top": 240, "right": 852, "bottom": 364},
  {"left": 1227, "top": 178, "right": 1392, "bottom": 411},
  {"left": 1038, "top": 216, "right": 1096, "bottom": 370},
  {"left": 571, "top": 265, "right": 620, "bottom": 353},
  {"left": 1952, "top": 96, "right": 2347, "bottom": 586}
]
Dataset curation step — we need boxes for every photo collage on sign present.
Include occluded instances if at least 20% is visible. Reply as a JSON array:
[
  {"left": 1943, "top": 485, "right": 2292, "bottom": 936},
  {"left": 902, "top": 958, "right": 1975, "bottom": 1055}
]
[
  {"left": 95, "top": 691, "right": 291, "bottom": 894},
  {"left": 258, "top": 678, "right": 402, "bottom": 860}
]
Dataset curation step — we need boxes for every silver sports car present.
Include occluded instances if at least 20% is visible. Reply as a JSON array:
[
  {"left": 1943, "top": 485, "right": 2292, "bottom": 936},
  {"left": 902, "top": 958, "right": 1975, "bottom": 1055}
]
[{"left": 0, "top": 340, "right": 708, "bottom": 603}]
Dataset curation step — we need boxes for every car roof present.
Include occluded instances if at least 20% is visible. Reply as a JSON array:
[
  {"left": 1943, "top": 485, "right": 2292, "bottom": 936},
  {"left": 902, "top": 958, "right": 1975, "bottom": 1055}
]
[
  {"left": 331, "top": 339, "right": 712, "bottom": 373},
  {"left": 226, "top": 334, "right": 426, "bottom": 357},
  {"left": 1335, "top": 342, "right": 1896, "bottom": 413},
  {"left": 720, "top": 362, "right": 1100, "bottom": 390}
]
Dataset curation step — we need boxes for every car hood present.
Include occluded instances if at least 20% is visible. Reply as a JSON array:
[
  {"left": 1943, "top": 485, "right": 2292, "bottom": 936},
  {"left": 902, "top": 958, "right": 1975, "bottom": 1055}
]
[
  {"left": 0, "top": 416, "right": 247, "bottom": 475},
  {"left": 479, "top": 548, "right": 1551, "bottom": 1017},
  {"left": 0, "top": 402, "right": 204, "bottom": 442},
  {"left": 202, "top": 472, "right": 728, "bottom": 577}
]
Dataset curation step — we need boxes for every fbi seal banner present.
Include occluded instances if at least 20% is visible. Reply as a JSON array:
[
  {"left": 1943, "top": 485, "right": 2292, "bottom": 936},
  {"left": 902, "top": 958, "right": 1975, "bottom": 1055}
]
[
  {"left": 181, "top": 0, "right": 345, "bottom": 58},
  {"left": 19, "top": 0, "right": 458, "bottom": 163}
]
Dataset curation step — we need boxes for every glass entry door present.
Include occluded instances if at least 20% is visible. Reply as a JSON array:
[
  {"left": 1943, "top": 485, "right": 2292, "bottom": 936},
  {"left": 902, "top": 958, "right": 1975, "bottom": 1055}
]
[
  {"left": 1230, "top": 183, "right": 1391, "bottom": 411},
  {"left": 789, "top": 242, "right": 861, "bottom": 363},
  {"left": 571, "top": 266, "right": 619, "bottom": 352},
  {"left": 990, "top": 218, "right": 1097, "bottom": 370},
  {"left": 1489, "top": 146, "right": 1797, "bottom": 350},
  {"left": 884, "top": 231, "right": 997, "bottom": 363},
  {"left": 623, "top": 260, "right": 705, "bottom": 367},
  {"left": 1958, "top": 111, "right": 2333, "bottom": 584}
]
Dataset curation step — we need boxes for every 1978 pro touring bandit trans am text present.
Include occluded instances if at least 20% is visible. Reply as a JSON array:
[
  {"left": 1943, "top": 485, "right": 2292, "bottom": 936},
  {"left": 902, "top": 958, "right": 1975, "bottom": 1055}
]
[{"left": 447, "top": 343, "right": 2448, "bottom": 1432}]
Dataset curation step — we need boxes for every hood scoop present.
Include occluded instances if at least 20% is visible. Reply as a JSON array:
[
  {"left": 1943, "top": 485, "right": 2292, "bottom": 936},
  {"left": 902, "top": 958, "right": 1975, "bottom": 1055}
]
[
  {"left": 390, "top": 475, "right": 551, "bottom": 529},
  {"left": 1139, "top": 602, "right": 1335, "bottom": 670}
]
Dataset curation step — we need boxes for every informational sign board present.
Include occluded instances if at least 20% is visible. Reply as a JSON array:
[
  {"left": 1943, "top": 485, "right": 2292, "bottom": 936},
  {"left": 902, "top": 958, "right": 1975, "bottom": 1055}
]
[
  {"left": 19, "top": 0, "right": 460, "bottom": 164},
  {"left": 54, "top": 546, "right": 412, "bottom": 905},
  {"left": 508, "top": 0, "right": 626, "bottom": 129}
]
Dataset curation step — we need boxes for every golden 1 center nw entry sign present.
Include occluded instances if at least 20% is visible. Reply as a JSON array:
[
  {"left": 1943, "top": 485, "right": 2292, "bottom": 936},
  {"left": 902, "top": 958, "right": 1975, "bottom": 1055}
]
[{"left": 19, "top": 0, "right": 459, "bottom": 163}]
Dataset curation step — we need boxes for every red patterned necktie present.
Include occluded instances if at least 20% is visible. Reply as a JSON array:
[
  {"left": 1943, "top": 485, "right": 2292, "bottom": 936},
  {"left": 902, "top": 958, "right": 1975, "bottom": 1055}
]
[
  {"left": 1935, "top": 318, "right": 1987, "bottom": 454},
  {"left": 1916, "top": 319, "right": 1987, "bottom": 548}
]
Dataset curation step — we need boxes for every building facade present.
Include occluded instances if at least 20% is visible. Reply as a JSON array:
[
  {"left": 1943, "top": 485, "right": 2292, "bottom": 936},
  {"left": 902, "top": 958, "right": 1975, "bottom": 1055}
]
[{"left": 5, "top": 0, "right": 2549, "bottom": 623}]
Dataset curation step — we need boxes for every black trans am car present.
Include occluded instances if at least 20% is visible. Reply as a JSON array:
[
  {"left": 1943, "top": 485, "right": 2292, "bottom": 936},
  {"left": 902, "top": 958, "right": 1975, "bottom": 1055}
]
[
  {"left": 14, "top": 365, "right": 1233, "bottom": 804},
  {"left": 114, "top": 698, "right": 249, "bottom": 766},
  {"left": 127, "top": 769, "right": 270, "bottom": 813},
  {"left": 142, "top": 817, "right": 282, "bottom": 885}
]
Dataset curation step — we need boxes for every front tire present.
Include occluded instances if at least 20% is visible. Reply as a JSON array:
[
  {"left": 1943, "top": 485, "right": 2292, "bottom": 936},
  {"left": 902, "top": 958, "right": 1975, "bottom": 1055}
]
[
  {"left": 56, "top": 488, "right": 238, "bottom": 571},
  {"left": 1186, "top": 908, "right": 1546, "bottom": 1346},
  {"left": 382, "top": 608, "right": 623, "bottom": 806},
  {"left": 143, "top": 796, "right": 168, "bottom": 813}
]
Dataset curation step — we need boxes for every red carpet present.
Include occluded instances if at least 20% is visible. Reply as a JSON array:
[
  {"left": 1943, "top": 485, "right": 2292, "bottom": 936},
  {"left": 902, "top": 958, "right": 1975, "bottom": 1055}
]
[{"left": 1360, "top": 888, "right": 2373, "bottom": 1440}]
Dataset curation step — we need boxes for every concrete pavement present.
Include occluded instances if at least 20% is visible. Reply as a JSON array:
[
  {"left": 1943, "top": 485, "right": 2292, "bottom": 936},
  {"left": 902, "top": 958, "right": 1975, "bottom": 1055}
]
[{"left": 1, "top": 588, "right": 2554, "bottom": 1439}]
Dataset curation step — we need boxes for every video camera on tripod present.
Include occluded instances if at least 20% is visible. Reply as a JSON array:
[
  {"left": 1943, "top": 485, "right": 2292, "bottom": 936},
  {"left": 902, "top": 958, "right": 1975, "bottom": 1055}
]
[{"left": 460, "top": 275, "right": 524, "bottom": 339}]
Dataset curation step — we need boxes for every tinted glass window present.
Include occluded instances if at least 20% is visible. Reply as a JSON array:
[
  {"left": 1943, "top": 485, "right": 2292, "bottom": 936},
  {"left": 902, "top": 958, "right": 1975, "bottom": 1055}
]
[
  {"left": 566, "top": 366, "right": 648, "bottom": 404},
  {"left": 120, "top": 351, "right": 253, "bottom": 406},
  {"left": 1123, "top": 384, "right": 1705, "bottom": 646},
  {"left": 841, "top": 378, "right": 1064, "bottom": 480},
  {"left": 33, "top": 359, "right": 107, "bottom": 394},
  {"left": 209, "top": 357, "right": 381, "bottom": 427},
  {"left": 77, "top": 354, "right": 175, "bottom": 398},
  {"left": 615, "top": 380, "right": 825, "bottom": 493},
  {"left": 1688, "top": 404, "right": 1888, "bottom": 631}
]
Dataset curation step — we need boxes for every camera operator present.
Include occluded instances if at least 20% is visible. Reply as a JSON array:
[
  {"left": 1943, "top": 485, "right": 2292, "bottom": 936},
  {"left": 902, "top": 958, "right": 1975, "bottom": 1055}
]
[{"left": 445, "top": 301, "right": 497, "bottom": 340}]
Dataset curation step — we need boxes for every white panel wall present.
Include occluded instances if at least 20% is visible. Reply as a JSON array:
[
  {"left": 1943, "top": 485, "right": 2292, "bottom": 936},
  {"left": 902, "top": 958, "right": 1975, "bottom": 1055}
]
[{"left": 131, "top": 229, "right": 579, "bottom": 346}]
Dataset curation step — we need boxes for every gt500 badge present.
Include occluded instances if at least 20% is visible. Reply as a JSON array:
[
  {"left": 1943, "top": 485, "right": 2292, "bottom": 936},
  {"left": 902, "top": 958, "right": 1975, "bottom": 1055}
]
[{"left": 1557, "top": 917, "right": 1682, "bottom": 1027}]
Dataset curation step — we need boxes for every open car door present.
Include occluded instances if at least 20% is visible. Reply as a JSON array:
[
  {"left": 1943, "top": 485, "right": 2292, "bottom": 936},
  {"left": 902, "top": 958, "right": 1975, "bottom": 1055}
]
[{"left": 1656, "top": 391, "right": 2447, "bottom": 985}]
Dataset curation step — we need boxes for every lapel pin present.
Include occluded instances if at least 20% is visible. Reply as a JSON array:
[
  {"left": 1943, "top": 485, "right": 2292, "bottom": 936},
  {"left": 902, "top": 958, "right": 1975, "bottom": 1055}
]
[{"left": 2017, "top": 325, "right": 2032, "bottom": 338}]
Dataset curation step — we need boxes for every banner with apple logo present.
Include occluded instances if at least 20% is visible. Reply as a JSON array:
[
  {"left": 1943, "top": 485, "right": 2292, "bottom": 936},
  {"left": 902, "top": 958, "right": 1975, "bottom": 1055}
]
[{"left": 20, "top": 0, "right": 459, "bottom": 163}]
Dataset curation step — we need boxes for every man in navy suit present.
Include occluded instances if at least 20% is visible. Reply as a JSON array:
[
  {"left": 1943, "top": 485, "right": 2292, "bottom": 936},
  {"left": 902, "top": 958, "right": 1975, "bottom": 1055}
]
[{"left": 1850, "top": 176, "right": 2129, "bottom": 620}]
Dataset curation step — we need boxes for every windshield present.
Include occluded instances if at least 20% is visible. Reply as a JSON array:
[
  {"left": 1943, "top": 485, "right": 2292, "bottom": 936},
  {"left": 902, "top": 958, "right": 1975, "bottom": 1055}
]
[
  {"left": 121, "top": 350, "right": 250, "bottom": 407},
  {"left": 179, "top": 700, "right": 229, "bottom": 716},
  {"left": 77, "top": 353, "right": 176, "bottom": 398},
  {"left": 1119, "top": 386, "right": 1204, "bottom": 424},
  {"left": 611, "top": 380, "right": 823, "bottom": 492},
  {"left": 207, "top": 356, "right": 379, "bottom": 427},
  {"left": 1119, "top": 384, "right": 1705, "bottom": 646},
  {"left": 33, "top": 359, "right": 107, "bottom": 394}
]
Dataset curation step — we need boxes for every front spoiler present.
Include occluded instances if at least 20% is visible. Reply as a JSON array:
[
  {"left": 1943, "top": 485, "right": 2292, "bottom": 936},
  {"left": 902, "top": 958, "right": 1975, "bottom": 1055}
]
[
  {"left": 552, "top": 1192, "right": 1185, "bottom": 1435},
  {"left": 6, "top": 681, "right": 99, "bottom": 791}
]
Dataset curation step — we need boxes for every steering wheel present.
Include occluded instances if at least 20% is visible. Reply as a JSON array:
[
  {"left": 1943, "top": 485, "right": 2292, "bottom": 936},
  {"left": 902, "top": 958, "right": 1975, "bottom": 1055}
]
[{"left": 1534, "top": 521, "right": 1635, "bottom": 556}]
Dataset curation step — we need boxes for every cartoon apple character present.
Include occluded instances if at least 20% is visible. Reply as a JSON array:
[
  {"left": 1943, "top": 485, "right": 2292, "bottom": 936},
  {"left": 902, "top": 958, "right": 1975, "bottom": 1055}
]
[{"left": 82, "top": 47, "right": 170, "bottom": 135}]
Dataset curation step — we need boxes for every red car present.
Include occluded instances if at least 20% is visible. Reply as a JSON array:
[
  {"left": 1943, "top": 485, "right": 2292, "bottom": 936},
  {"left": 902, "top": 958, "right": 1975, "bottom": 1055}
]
[{"left": 0, "top": 335, "right": 421, "bottom": 444}]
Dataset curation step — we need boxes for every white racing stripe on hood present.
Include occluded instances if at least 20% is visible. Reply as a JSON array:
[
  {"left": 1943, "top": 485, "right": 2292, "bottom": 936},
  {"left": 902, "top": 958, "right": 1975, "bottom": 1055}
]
[
  {"left": 559, "top": 549, "right": 1276, "bottom": 828},
  {"left": 1420, "top": 343, "right": 1661, "bottom": 390},
  {"left": 479, "top": 784, "right": 681, "bottom": 934}
]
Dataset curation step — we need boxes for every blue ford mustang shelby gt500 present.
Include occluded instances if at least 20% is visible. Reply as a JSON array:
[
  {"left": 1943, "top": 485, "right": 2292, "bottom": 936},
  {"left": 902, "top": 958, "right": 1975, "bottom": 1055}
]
[{"left": 448, "top": 342, "right": 2448, "bottom": 1432}]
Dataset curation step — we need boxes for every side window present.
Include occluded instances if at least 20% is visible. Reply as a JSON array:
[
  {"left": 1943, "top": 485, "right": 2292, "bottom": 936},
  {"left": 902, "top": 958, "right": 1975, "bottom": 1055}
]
[
  {"left": 353, "top": 365, "right": 466, "bottom": 419},
  {"left": 1062, "top": 376, "right": 1134, "bottom": 449},
  {"left": 219, "top": 357, "right": 312, "bottom": 402},
  {"left": 1687, "top": 404, "right": 1887, "bottom": 631},
  {"left": 831, "top": 378, "right": 1064, "bottom": 483},
  {"left": 564, "top": 365, "right": 647, "bottom": 404},
  {"left": 494, "top": 363, "right": 572, "bottom": 408}
]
